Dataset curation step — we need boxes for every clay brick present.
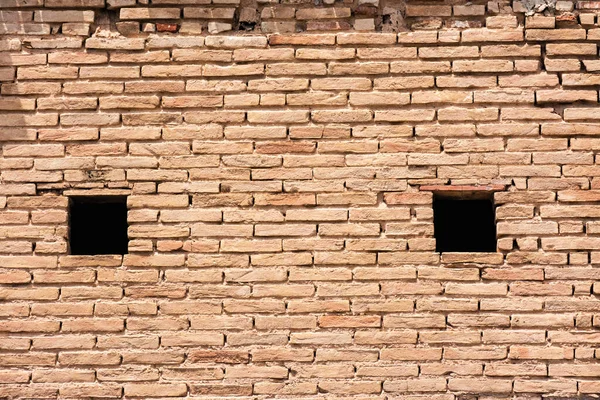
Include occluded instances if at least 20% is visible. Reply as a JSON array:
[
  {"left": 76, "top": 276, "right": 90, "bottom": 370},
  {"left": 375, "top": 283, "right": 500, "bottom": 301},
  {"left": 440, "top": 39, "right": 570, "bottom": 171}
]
[
  {"left": 309, "top": 345, "right": 365, "bottom": 361},
  {"left": 203, "top": 35, "right": 266, "bottom": 48},
  {"left": 296, "top": 7, "right": 350, "bottom": 19},
  {"left": 316, "top": 380, "right": 381, "bottom": 394},
  {"left": 204, "top": 64, "right": 264, "bottom": 77},
  {"left": 2, "top": 353, "right": 56, "bottom": 366},
  {"left": 47, "top": 51, "right": 106, "bottom": 65},
  {"left": 124, "top": 383, "right": 187, "bottom": 397},
  {"left": 249, "top": 78, "right": 308, "bottom": 92},
  {"left": 86, "top": 37, "right": 145, "bottom": 50},
  {"left": 312, "top": 77, "right": 371, "bottom": 90},
  {"left": 449, "top": 378, "right": 512, "bottom": 393},
  {"left": 120, "top": 7, "right": 180, "bottom": 19},
  {"left": 186, "top": 344, "right": 247, "bottom": 361},
  {"left": 287, "top": 299, "right": 348, "bottom": 312},
  {"left": 526, "top": 28, "right": 586, "bottom": 40},
  {"left": 462, "top": 28, "right": 523, "bottom": 42},
  {"left": 381, "top": 347, "right": 442, "bottom": 361},
  {"left": 337, "top": 32, "right": 396, "bottom": 45},
  {"left": 191, "top": 383, "right": 251, "bottom": 396},
  {"left": 547, "top": 43, "right": 597, "bottom": 56},
  {"left": 537, "top": 89, "right": 597, "bottom": 103},
  {"left": 34, "top": 10, "right": 94, "bottom": 22},
  {"left": 453, "top": 59, "right": 513, "bottom": 73},
  {"left": 1, "top": 319, "right": 60, "bottom": 333}
]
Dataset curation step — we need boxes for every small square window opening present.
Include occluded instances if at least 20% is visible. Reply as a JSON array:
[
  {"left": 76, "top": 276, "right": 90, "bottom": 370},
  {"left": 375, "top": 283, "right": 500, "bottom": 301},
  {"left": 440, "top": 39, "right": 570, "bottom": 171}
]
[
  {"left": 69, "top": 196, "right": 128, "bottom": 255},
  {"left": 433, "top": 194, "right": 496, "bottom": 253}
]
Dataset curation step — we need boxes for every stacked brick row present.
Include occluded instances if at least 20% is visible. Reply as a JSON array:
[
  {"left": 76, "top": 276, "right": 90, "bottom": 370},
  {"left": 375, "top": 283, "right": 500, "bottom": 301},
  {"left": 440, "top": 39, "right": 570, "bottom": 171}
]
[
  {"left": 5, "top": 0, "right": 600, "bottom": 35},
  {"left": 3, "top": 11, "right": 600, "bottom": 399}
]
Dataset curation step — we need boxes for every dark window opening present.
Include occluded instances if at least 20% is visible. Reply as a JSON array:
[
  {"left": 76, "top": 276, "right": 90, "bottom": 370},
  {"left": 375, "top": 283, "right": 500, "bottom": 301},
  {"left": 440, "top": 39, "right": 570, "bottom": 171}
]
[
  {"left": 69, "top": 196, "right": 128, "bottom": 255},
  {"left": 433, "top": 194, "right": 496, "bottom": 253}
]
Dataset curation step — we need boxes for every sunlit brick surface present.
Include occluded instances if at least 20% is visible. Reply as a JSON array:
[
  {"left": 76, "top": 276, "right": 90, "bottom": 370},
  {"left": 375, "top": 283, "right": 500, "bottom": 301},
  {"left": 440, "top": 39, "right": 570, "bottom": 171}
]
[{"left": 1, "top": 0, "right": 600, "bottom": 397}]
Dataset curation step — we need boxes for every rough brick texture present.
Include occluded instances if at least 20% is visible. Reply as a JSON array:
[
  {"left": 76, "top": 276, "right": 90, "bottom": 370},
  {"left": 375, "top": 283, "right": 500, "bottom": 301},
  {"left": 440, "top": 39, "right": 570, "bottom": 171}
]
[{"left": 2, "top": 0, "right": 600, "bottom": 397}]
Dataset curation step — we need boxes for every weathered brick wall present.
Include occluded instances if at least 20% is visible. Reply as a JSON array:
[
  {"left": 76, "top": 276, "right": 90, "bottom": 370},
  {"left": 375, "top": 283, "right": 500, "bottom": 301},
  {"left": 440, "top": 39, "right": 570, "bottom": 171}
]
[
  {"left": 3, "top": 0, "right": 600, "bottom": 397},
  {"left": 4, "top": 0, "right": 600, "bottom": 35}
]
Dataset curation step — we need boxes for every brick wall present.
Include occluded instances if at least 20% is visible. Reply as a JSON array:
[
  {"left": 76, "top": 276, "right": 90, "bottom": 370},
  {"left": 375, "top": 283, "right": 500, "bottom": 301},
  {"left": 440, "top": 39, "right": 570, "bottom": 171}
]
[
  {"left": 4, "top": 0, "right": 600, "bottom": 34},
  {"left": 2, "top": 0, "right": 600, "bottom": 397}
]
